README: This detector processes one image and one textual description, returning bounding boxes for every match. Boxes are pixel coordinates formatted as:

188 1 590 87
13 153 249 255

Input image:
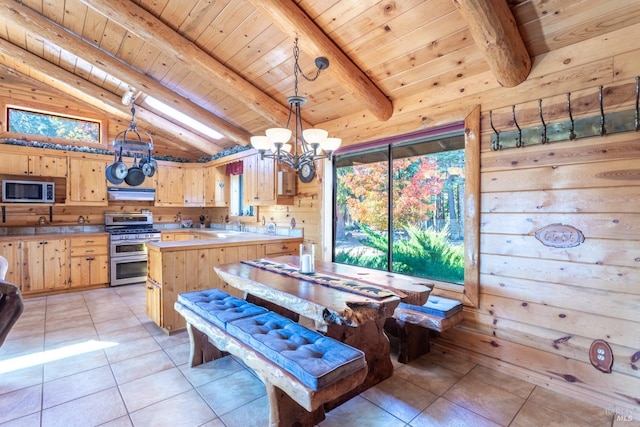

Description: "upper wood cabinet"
155 163 184 206
243 153 294 206
66 157 108 205
0 152 67 177
204 164 229 207
183 165 205 207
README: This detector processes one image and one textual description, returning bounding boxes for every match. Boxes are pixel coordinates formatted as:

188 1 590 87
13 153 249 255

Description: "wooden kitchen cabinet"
155 163 184 206
146 278 162 325
242 153 294 206
66 157 108 205
0 240 21 286
183 166 205 207
21 237 69 294
204 164 229 207
69 235 109 288
0 152 67 177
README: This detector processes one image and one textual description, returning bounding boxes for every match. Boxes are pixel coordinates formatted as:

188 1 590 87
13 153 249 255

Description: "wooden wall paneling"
479 272 640 324
480 251 638 295
460 312 640 378
481 233 640 269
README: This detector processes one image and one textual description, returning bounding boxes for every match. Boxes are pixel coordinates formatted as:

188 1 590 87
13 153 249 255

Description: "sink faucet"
229 220 244 232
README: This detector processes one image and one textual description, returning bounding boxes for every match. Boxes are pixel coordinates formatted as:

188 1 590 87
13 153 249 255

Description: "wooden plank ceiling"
0 0 637 160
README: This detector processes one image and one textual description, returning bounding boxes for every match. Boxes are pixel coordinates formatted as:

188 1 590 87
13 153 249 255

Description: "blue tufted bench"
389 295 464 363
175 289 367 426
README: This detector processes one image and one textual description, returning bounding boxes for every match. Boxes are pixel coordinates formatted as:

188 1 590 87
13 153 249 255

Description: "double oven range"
105 212 161 287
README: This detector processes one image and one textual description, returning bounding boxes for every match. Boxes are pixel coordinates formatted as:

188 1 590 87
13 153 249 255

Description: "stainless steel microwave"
2 180 55 203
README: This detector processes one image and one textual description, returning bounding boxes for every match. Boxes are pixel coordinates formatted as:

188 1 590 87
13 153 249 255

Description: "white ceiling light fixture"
250 38 341 182
144 95 224 140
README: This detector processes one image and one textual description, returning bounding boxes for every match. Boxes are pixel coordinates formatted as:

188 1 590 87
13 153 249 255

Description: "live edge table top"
213 255 432 328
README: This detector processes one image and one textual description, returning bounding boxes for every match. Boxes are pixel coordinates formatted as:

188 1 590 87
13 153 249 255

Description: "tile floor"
0 284 631 427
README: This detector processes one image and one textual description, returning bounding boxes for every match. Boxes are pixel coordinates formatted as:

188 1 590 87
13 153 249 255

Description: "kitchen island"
145 229 303 333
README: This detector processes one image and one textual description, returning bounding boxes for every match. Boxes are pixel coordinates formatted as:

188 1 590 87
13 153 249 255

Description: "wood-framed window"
3 102 107 146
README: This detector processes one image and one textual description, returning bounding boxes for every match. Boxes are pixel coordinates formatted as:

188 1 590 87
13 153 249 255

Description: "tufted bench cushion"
177 289 268 329
398 295 462 318
226 312 366 390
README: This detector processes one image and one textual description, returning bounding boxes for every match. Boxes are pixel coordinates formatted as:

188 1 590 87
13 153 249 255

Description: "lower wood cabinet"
21 238 69 294
69 235 109 288
146 237 302 333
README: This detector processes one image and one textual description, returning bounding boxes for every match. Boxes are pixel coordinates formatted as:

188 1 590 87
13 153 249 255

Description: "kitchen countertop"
147 230 302 252
0 231 108 241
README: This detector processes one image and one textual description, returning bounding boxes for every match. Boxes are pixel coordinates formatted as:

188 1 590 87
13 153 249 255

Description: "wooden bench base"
176 302 368 427
386 307 464 363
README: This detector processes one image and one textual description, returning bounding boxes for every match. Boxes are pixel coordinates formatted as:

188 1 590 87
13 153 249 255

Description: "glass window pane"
391 139 465 284
7 107 100 143
334 148 389 271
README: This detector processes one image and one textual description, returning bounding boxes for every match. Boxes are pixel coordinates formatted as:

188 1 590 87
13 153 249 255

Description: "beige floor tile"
360 374 439 422
44 324 98 347
0 384 42 424
99 324 152 344
442 375 525 426
90 307 139 324
464 365 535 399
45 304 89 322
100 415 134 427
199 419 227 427
45 313 93 333
178 356 245 388
219 395 270 427
43 346 109 382
94 315 142 335
197 369 266 416
528 386 613 426
110 350 175 384
511 400 596 427
140 319 165 336
119 367 192 412
394 357 464 396
164 341 191 365
0 411 41 427
104 336 163 364
153 330 190 349
130 389 216 427
41 387 127 427
43 365 116 408
410 397 501 427
320 395 406 427
421 348 477 375
0 334 44 358
0 365 43 395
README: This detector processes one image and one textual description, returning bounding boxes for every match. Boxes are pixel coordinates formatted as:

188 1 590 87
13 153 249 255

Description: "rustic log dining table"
214 255 432 407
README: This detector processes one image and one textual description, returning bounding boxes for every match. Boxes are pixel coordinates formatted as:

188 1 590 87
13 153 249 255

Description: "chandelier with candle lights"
250 38 341 182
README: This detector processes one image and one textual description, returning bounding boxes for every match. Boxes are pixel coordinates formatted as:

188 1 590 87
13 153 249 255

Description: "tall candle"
300 253 313 273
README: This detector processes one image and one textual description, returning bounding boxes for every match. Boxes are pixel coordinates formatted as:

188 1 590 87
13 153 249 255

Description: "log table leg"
323 317 393 410
187 323 228 367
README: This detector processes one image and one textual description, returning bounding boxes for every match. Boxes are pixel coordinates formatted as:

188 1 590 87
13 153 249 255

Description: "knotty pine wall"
314 24 640 416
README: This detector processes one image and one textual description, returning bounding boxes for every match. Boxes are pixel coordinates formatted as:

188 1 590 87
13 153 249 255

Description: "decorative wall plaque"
589 339 614 373
535 223 585 248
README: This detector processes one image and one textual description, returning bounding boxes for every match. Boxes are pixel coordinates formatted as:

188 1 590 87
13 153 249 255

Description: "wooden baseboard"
431 339 639 420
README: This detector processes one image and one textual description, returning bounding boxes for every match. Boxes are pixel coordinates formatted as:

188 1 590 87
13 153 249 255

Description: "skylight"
144 96 224 140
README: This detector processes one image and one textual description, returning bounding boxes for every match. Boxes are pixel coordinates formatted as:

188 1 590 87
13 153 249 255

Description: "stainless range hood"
107 187 156 201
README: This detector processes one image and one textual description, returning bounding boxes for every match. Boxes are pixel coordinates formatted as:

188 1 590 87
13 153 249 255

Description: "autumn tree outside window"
333 129 466 285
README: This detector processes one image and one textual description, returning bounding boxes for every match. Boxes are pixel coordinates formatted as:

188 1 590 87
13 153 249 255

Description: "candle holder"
299 243 315 274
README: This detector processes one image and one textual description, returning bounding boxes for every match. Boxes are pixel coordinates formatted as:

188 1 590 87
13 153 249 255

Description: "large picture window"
6 106 101 144
334 130 465 284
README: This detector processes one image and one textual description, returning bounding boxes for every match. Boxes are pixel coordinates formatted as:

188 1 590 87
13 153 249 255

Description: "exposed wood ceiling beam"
246 0 393 122
0 36 224 155
453 0 531 87
78 0 305 129
0 0 252 147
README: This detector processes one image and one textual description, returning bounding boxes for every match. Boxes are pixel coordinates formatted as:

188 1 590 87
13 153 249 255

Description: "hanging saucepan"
140 149 157 177
125 154 145 186
105 163 123 185
110 147 128 181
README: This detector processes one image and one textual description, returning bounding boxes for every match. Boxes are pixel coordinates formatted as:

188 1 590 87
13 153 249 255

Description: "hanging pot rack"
113 104 154 152
489 77 640 151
